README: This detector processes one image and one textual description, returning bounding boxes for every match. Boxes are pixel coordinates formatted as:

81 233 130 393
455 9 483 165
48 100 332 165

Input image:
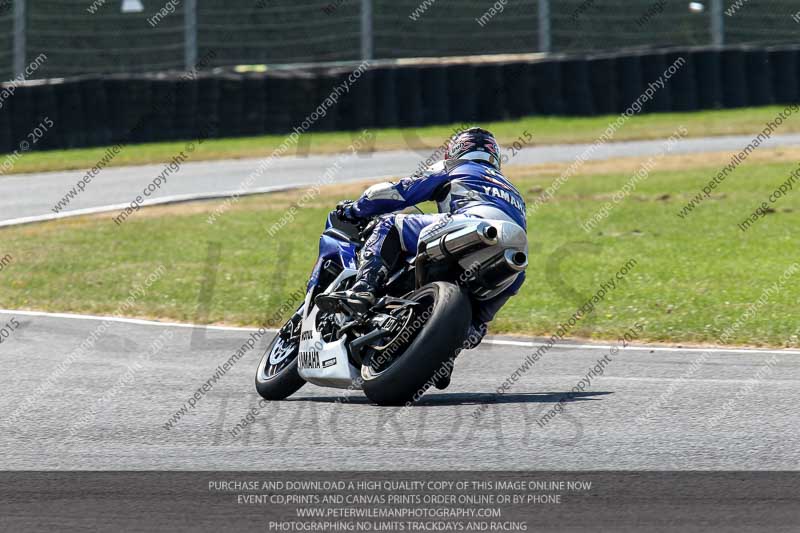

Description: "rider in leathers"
316 128 527 387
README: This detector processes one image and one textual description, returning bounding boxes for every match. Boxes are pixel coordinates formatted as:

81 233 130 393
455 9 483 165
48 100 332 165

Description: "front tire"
361 282 471 406
255 310 306 401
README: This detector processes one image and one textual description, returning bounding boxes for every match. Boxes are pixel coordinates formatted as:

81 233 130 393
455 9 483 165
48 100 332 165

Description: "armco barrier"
665 51 697 112
588 56 618 116
530 59 564 115
745 48 774 108
475 64 507 122
561 58 595 116
721 48 749 108
768 47 798 105
396 67 424 128
30 82 60 151
352 69 376 130
0 106 11 154
0 46 798 155
615 53 644 113
262 74 293 134
241 76 267 137
446 64 478 123
692 49 723 110
174 78 199 140
420 66 449 125
373 67 399 128
149 79 176 143
80 78 112 147
640 52 671 113
501 62 534 119
218 75 245 138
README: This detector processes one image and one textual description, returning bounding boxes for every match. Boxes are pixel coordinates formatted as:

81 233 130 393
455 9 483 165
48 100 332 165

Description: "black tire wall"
1 46 797 155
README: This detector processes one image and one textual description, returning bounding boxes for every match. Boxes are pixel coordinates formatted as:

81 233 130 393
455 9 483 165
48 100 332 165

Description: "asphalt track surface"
3 132 800 225
1 310 797 470
2 135 799 473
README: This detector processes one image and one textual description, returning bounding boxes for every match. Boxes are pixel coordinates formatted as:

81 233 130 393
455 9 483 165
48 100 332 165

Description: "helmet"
445 127 501 170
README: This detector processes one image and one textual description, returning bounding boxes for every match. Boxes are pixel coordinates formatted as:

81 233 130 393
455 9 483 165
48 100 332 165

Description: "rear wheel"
361 282 471 406
255 308 306 401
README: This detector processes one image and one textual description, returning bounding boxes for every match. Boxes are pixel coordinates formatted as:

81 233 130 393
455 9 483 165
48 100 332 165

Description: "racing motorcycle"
255 206 527 406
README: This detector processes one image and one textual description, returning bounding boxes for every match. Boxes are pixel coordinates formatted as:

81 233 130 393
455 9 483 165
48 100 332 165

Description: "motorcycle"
255 206 528 406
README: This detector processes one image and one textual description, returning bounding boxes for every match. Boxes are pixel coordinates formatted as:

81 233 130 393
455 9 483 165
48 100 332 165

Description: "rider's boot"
432 323 486 390
433 359 454 390
315 250 389 313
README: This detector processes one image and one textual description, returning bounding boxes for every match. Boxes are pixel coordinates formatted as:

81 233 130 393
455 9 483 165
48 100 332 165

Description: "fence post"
184 0 198 70
13 0 26 78
538 0 551 53
710 0 724 46
361 0 373 61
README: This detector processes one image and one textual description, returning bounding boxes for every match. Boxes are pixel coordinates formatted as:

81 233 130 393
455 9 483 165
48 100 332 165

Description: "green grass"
3 106 798 175
1 150 799 346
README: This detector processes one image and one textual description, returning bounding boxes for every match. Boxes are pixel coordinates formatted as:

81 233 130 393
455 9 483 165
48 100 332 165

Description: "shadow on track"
287 391 613 406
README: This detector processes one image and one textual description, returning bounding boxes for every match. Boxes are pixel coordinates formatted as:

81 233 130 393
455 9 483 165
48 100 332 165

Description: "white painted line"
0 185 304 229
483 338 800 355
0 308 269 333
0 175 397 229
598 376 797 385
2 308 799 355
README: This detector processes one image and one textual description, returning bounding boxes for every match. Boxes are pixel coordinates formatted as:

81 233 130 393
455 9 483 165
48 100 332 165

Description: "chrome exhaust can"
423 222 499 262
475 249 528 288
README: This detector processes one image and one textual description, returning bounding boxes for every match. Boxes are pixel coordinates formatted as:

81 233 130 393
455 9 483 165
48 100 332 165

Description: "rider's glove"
464 322 488 350
336 200 362 223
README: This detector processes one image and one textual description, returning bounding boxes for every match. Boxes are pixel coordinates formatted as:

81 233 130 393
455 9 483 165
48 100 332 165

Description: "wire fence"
2 0 799 81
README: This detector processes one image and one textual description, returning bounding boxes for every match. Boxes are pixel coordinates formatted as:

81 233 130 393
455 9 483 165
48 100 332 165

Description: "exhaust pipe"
507 250 528 272
475 250 528 287
424 222 499 262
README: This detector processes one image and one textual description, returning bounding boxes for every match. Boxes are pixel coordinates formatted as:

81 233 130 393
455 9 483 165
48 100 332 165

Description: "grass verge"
1 148 798 346
3 106 799 175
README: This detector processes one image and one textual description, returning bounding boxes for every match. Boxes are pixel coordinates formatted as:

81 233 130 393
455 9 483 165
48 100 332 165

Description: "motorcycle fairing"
297 303 361 389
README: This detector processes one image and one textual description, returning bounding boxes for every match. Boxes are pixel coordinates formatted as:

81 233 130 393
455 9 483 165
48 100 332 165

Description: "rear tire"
361 282 471 406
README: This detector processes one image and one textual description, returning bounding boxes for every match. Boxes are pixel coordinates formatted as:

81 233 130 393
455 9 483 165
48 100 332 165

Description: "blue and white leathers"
351 159 527 325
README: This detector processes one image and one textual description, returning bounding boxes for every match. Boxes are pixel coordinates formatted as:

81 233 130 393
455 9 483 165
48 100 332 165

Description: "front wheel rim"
258 318 300 382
